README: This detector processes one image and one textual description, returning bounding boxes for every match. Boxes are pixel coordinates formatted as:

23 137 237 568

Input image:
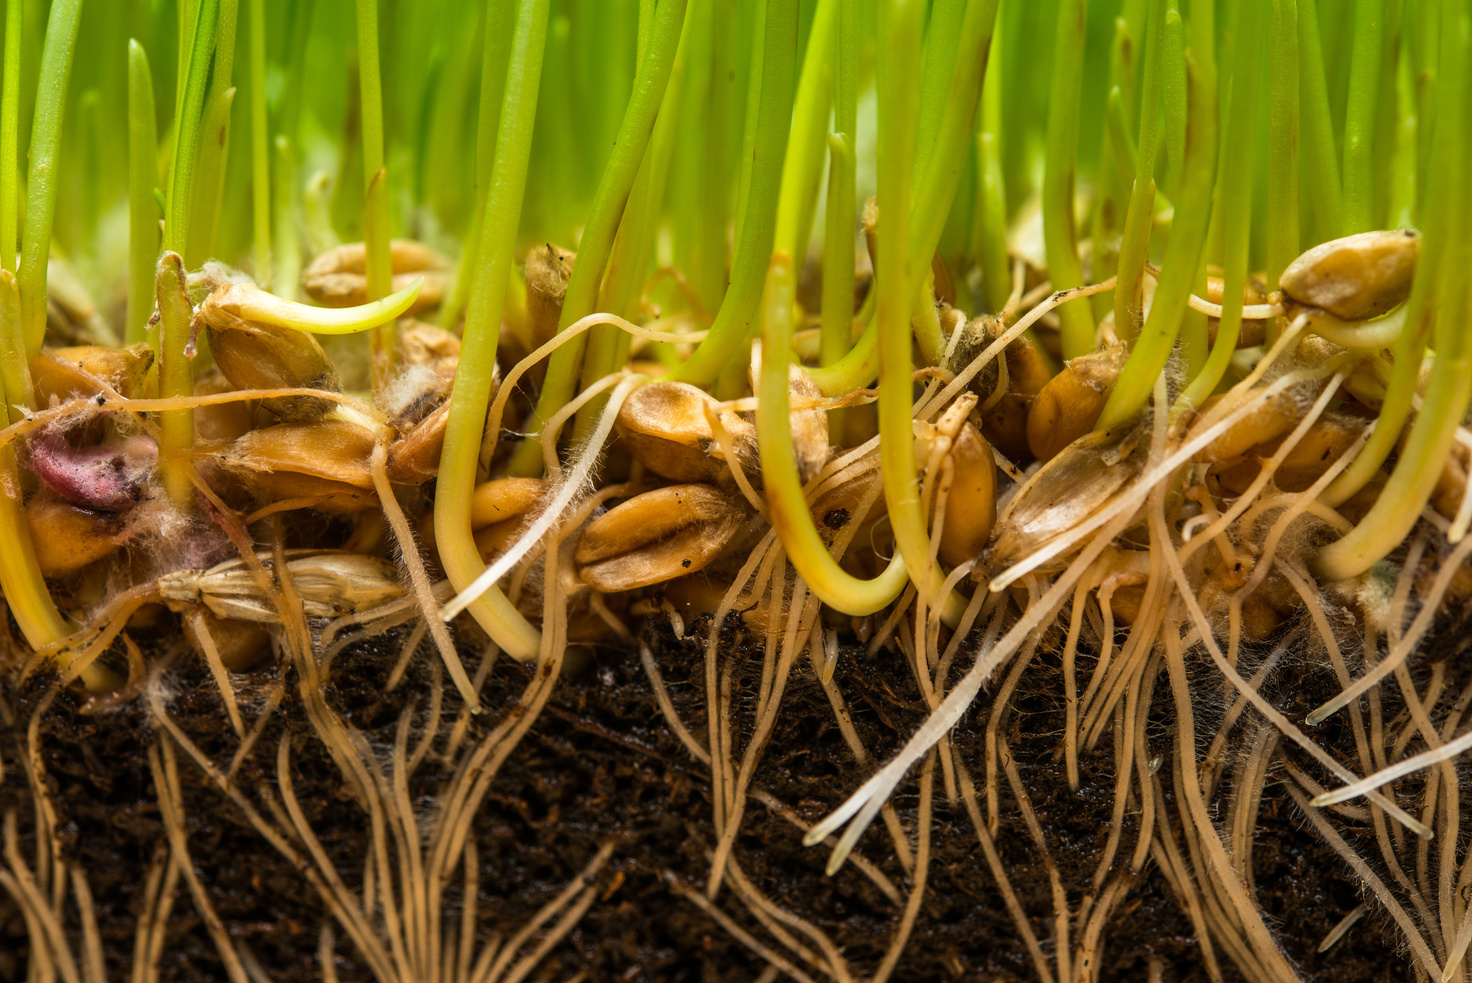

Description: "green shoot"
355 0 395 390
435 0 549 663
1341 0 1385 234
18 0 84 358
249 0 271 290
0 0 21 273
126 40 160 346
507 0 689 477
1043 0 1096 359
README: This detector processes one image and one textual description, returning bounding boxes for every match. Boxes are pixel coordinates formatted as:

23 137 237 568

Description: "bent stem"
759 254 908 615
434 0 548 663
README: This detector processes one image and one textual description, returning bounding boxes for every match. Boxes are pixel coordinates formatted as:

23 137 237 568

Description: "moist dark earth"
0 600 1445 983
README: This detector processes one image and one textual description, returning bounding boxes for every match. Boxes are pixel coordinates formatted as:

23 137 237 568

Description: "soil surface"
0 600 1444 983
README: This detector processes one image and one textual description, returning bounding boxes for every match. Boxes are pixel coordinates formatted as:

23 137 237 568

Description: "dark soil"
0 600 1440 983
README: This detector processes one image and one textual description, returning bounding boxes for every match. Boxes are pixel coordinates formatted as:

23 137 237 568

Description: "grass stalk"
434 0 549 663
1318 0 1467 529
159 0 220 508
1298 0 1344 241
126 41 160 347
820 0 858 367
1161 1 1186 199
669 0 797 389
876 0 938 594
1341 0 1385 233
1114 0 1166 339
972 18 1011 317
1099 0 1217 429
575 4 692 436
1043 0 1096 359
772 0 836 276
506 0 689 477
1180 0 1265 408
355 0 395 389
272 135 301 298
759 255 909 614
909 0 1001 364
17 0 84 358
249 0 270 290
1265 0 1301 291
0 0 21 272
438 0 513 331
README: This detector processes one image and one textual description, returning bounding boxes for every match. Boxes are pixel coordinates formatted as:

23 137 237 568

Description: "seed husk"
575 484 745 593
399 319 461 381
524 243 576 348
1189 389 1302 463
217 419 379 511
302 239 450 313
950 318 1054 460
26 497 126 577
158 550 404 622
788 365 831 483
932 422 998 568
385 400 450 485
31 344 155 404
203 309 342 422
1026 342 1128 462
1280 228 1420 321
985 426 1146 575
615 381 758 484
470 477 545 529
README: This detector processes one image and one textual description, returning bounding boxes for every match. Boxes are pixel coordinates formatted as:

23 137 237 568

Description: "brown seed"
809 464 885 534
26 497 125 577
524 243 576 348
1026 342 1128 462
217 419 379 511
302 239 451 313
1189 389 1301 464
1280 228 1420 321
576 484 745 592
933 423 998 568
30 344 155 404
470 477 545 530
203 310 342 422
385 399 449 485
950 318 1054 460
615 381 758 484
399 319 461 381
1432 441 1469 521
